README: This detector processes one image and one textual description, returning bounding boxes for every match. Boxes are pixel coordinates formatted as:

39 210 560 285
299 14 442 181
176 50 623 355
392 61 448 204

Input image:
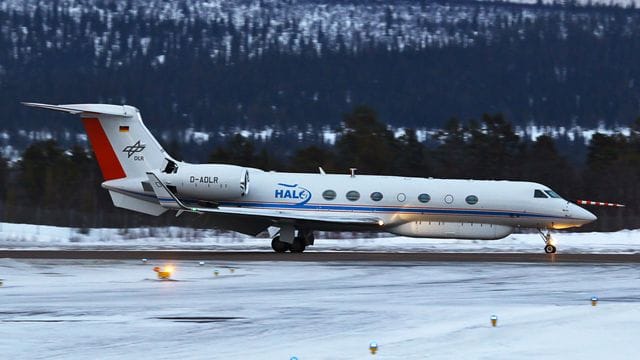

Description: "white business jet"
23 102 599 253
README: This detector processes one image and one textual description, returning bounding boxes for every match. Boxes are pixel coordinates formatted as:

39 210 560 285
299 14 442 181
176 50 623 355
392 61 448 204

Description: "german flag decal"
119 125 130 132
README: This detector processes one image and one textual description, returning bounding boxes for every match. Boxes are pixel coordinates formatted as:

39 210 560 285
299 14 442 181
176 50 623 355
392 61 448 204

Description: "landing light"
377 220 384 226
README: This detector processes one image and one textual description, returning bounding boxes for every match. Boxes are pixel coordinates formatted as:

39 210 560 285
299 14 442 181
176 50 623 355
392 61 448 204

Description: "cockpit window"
534 190 548 198
544 190 562 198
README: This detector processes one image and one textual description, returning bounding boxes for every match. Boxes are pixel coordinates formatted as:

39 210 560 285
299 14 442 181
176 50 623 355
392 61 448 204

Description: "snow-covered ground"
0 258 638 359
0 222 637 253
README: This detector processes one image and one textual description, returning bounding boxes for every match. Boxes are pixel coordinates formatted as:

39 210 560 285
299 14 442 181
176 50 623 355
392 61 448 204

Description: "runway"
0 250 638 263
1 257 638 358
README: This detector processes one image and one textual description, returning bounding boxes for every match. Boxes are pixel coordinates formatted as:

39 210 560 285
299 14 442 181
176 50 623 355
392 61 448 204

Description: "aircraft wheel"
544 244 557 254
271 236 290 253
290 237 306 253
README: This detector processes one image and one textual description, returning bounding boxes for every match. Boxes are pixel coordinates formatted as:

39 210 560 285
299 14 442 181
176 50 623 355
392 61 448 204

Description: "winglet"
145 171 200 213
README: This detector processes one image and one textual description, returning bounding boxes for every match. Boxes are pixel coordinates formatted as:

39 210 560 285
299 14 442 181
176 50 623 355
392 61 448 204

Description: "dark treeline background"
0 106 633 231
3 0 640 137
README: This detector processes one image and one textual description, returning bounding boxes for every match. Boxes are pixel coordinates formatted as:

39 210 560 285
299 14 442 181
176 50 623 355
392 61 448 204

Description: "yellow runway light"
153 265 174 280
491 315 498 327
369 341 378 355
591 296 599 306
213 270 219 276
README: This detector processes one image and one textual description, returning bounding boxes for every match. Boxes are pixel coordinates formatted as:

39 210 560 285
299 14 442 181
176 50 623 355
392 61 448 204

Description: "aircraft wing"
145 172 383 227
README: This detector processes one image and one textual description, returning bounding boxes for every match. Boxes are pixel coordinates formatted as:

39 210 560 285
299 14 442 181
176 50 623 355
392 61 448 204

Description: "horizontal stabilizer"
22 102 135 117
108 190 167 216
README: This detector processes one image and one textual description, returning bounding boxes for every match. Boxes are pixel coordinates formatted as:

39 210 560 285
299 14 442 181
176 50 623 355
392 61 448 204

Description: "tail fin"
22 102 172 180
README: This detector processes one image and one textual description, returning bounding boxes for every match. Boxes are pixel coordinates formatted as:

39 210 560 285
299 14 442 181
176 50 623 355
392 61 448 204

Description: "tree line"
0 106 633 231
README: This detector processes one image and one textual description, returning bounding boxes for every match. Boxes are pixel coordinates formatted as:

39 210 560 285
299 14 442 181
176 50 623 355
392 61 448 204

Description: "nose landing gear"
544 244 557 254
538 229 557 254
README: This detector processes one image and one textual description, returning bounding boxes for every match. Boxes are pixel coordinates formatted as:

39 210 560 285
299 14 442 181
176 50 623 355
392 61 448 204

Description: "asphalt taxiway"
0 250 637 263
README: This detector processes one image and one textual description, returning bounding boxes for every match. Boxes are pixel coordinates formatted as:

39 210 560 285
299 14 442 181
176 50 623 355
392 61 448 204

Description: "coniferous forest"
2 0 640 134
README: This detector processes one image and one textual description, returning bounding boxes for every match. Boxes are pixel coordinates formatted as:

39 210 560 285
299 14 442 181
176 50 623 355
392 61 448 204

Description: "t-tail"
22 102 175 216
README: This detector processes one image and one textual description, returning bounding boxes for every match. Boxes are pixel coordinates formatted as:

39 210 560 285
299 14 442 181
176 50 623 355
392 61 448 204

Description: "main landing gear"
270 226 314 253
538 229 557 254
271 236 308 253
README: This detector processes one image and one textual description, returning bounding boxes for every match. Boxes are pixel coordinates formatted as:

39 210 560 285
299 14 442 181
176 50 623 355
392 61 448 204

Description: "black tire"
544 244 557 254
271 236 289 253
290 237 306 253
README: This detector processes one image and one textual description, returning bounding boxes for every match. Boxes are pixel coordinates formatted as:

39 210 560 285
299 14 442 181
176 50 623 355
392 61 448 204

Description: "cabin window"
418 193 431 203
346 190 360 201
545 190 561 198
534 189 548 198
370 192 383 201
322 190 337 201
465 195 478 205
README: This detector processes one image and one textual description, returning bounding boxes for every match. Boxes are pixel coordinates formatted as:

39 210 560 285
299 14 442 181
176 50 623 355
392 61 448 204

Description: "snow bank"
0 222 637 253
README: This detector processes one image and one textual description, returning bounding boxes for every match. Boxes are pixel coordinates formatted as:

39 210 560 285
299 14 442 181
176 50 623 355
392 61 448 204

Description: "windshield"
534 189 548 198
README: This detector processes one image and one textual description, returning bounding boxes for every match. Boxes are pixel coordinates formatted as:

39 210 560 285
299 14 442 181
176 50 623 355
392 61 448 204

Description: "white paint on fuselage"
216 170 596 237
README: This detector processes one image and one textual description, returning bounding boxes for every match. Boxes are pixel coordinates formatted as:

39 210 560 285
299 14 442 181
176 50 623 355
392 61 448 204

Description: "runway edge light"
153 266 173 280
591 296 599 306
369 341 378 355
491 315 498 327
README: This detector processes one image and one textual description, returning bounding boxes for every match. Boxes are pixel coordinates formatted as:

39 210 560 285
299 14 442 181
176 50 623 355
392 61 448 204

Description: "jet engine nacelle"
162 163 250 202
389 221 513 240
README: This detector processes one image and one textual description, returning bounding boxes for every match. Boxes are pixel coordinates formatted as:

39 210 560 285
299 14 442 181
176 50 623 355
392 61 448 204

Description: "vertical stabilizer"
22 102 173 180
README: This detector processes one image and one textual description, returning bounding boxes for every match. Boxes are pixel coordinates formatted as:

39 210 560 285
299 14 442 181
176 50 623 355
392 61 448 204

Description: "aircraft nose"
572 204 597 223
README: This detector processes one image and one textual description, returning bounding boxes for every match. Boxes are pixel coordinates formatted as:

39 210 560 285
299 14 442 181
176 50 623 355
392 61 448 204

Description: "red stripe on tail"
82 118 126 180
